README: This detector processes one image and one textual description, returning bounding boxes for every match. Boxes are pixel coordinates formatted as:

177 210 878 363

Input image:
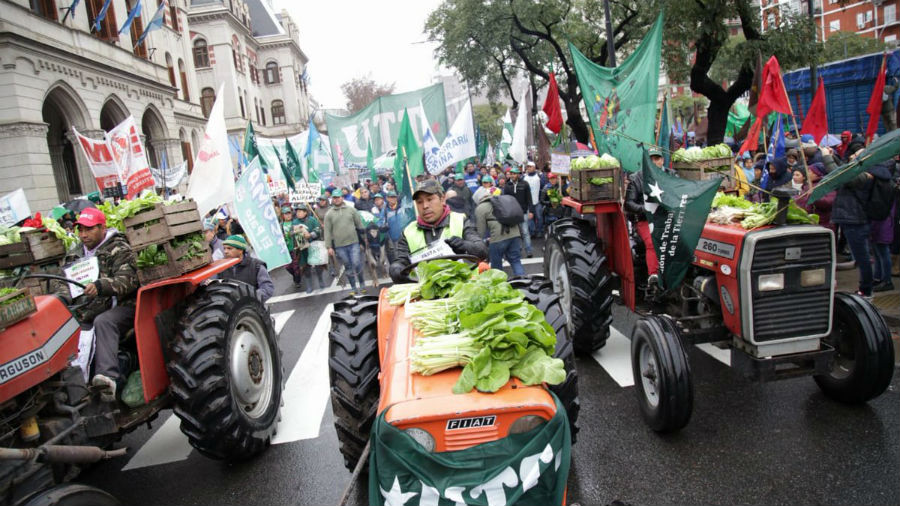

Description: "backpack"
491 194 525 227
865 176 894 221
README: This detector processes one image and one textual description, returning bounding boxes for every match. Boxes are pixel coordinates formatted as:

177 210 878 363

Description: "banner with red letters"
72 115 155 199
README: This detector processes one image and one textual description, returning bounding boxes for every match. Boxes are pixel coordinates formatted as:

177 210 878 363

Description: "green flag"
284 140 304 184
242 121 267 173
808 128 900 204
392 109 424 201
476 125 487 161
570 13 664 172
367 139 377 182
273 144 296 190
642 148 720 290
368 393 571 506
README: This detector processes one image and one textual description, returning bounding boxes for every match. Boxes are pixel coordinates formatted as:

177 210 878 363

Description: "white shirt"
523 173 541 205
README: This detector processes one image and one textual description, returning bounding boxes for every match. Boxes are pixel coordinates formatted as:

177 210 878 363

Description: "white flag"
419 101 443 174
426 99 477 174
187 84 235 214
509 88 529 164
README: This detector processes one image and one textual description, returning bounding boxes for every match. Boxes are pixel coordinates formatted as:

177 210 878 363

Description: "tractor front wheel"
814 292 894 403
630 315 693 433
510 275 580 442
168 280 283 461
544 218 614 355
328 294 380 471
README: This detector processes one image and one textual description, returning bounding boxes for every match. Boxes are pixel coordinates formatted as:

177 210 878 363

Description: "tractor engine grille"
748 231 833 343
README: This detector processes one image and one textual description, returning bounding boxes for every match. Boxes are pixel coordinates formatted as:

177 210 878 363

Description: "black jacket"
503 178 534 214
389 212 487 283
826 155 893 225
624 171 646 219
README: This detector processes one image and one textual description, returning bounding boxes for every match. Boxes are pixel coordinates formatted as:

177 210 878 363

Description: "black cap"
412 179 443 199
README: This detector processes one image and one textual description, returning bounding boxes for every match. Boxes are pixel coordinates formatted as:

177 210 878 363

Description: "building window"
239 93 246 119
166 53 176 90
265 61 280 84
260 109 266 126
885 5 896 25
179 59 189 101
86 0 119 42
251 66 259 85
169 1 180 31
271 100 285 125
128 0 147 58
193 39 210 68
255 101 260 124
201 87 216 118
829 19 839 32
30 0 58 21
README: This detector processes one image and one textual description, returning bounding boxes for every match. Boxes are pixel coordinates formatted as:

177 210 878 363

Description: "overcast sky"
273 0 445 111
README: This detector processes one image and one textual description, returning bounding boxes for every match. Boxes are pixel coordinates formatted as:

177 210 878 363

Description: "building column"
0 121 59 213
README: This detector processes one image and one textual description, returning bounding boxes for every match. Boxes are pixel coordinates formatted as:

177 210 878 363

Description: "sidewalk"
835 267 900 363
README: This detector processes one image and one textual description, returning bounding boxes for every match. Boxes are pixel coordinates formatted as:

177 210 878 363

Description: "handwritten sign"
550 153 570 175
63 257 100 299
410 240 455 264
289 182 323 203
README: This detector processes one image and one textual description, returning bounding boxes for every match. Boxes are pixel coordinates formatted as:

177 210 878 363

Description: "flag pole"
402 146 418 218
780 84 813 186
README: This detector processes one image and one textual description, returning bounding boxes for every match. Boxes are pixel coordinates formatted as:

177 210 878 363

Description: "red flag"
542 73 564 134
801 78 828 144
738 115 765 154
757 56 793 118
865 54 887 144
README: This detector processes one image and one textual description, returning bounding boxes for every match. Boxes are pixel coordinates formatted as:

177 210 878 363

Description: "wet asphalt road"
80 243 900 506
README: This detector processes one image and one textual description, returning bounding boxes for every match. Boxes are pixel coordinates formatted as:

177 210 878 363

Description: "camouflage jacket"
53 230 139 324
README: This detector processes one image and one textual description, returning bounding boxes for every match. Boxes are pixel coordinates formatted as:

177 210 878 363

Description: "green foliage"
818 31 888 65
136 243 168 269
472 103 505 146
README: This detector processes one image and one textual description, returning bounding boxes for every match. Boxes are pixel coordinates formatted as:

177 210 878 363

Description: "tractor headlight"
800 268 826 287
509 415 547 434
758 273 784 292
404 428 435 452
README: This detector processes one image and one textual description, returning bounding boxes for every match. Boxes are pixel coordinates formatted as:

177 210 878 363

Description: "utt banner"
107 115 154 198
71 129 121 192
233 157 291 269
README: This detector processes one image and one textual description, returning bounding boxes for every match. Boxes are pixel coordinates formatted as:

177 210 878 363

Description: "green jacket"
323 203 363 248
282 218 300 252
295 215 322 242
53 230 138 324
475 197 520 243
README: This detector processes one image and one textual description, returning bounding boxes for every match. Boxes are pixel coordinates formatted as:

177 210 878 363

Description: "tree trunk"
564 100 590 143
705 99 730 145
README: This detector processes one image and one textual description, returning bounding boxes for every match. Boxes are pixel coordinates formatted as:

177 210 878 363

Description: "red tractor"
0 260 283 505
544 188 894 433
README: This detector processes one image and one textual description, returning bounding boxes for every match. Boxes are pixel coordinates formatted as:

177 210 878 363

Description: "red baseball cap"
76 207 106 228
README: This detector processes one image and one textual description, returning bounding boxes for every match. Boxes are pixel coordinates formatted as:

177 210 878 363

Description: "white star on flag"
648 181 664 200
380 476 419 506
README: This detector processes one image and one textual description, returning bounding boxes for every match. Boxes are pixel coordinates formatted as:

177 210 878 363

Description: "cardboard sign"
551 153 570 175
0 189 31 226
289 182 323 203
63 257 100 299
409 240 455 264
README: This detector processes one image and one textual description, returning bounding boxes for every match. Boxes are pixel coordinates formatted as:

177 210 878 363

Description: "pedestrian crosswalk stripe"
592 328 635 387
273 310 294 334
121 415 191 471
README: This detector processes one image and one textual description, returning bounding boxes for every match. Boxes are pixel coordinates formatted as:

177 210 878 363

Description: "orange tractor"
328 259 578 504
0 260 283 505
544 187 894 433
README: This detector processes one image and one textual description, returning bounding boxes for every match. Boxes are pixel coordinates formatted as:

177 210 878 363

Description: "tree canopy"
340 75 396 114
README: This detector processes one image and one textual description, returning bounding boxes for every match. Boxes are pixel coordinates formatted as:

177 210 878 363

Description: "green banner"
570 13 664 172
392 110 425 202
642 149 720 290
325 83 448 168
233 157 292 269
369 393 571 506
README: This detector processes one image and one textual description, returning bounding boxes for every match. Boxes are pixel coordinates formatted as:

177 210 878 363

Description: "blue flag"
62 0 82 23
93 0 113 32
304 117 319 159
766 114 785 162
134 0 166 49
118 0 142 34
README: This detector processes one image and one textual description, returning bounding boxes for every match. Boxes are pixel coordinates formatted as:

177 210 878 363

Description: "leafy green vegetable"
0 287 27 305
0 226 22 245
171 233 206 261
589 177 614 186
712 192 753 209
97 191 164 233
672 143 732 163
414 259 475 300
136 244 169 269
41 218 79 250
570 153 620 170
546 188 562 204
387 283 420 305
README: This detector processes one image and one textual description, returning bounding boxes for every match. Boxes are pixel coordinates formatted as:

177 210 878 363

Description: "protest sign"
72 128 120 192
107 116 154 198
288 182 322 203
551 153 570 175
0 189 32 226
233 157 291 269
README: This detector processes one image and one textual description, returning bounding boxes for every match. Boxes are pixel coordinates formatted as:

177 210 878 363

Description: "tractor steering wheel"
397 254 484 283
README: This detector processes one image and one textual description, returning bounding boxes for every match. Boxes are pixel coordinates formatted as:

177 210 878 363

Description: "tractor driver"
389 179 487 283
625 148 673 287
54 207 139 403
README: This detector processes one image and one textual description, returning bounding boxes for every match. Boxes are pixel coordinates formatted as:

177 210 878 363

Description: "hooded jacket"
826 156 893 225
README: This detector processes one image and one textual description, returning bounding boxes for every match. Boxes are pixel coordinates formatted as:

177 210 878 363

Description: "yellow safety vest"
403 212 465 254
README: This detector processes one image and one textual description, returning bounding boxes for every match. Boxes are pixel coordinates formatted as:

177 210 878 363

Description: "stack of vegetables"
708 192 819 229
96 191 167 233
0 217 79 251
0 287 27 305
387 260 566 394
671 143 733 164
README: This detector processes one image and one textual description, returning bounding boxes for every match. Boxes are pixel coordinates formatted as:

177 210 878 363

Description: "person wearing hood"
765 157 793 193
53 207 139 403
835 131 853 161
474 186 525 277
823 145 892 299
389 180 486 283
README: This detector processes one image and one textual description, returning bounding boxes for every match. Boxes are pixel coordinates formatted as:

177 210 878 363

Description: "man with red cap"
54 207 138 403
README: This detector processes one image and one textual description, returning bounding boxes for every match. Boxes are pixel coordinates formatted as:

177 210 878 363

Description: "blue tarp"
783 50 900 136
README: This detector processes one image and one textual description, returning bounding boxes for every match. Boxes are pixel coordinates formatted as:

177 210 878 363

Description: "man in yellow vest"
389 179 487 283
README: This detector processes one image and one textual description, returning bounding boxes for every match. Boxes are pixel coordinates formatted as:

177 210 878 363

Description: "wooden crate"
0 288 37 329
0 242 33 269
673 157 735 188
21 230 65 262
136 239 212 285
568 167 623 202
125 200 203 248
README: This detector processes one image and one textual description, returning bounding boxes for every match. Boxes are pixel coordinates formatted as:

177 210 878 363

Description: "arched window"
238 87 246 118
165 52 176 89
265 61 280 84
271 100 285 125
31 0 58 21
178 59 189 101
193 39 210 68
232 36 243 73
200 87 216 118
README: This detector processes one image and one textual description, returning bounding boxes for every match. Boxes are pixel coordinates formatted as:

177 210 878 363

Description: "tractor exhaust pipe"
0 445 127 464
771 187 799 226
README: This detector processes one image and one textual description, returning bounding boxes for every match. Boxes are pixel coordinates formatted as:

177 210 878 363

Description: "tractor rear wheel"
328 294 380 471
544 218 614 355
168 280 283 461
630 315 693 433
509 275 580 442
814 292 895 403
23 484 120 506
